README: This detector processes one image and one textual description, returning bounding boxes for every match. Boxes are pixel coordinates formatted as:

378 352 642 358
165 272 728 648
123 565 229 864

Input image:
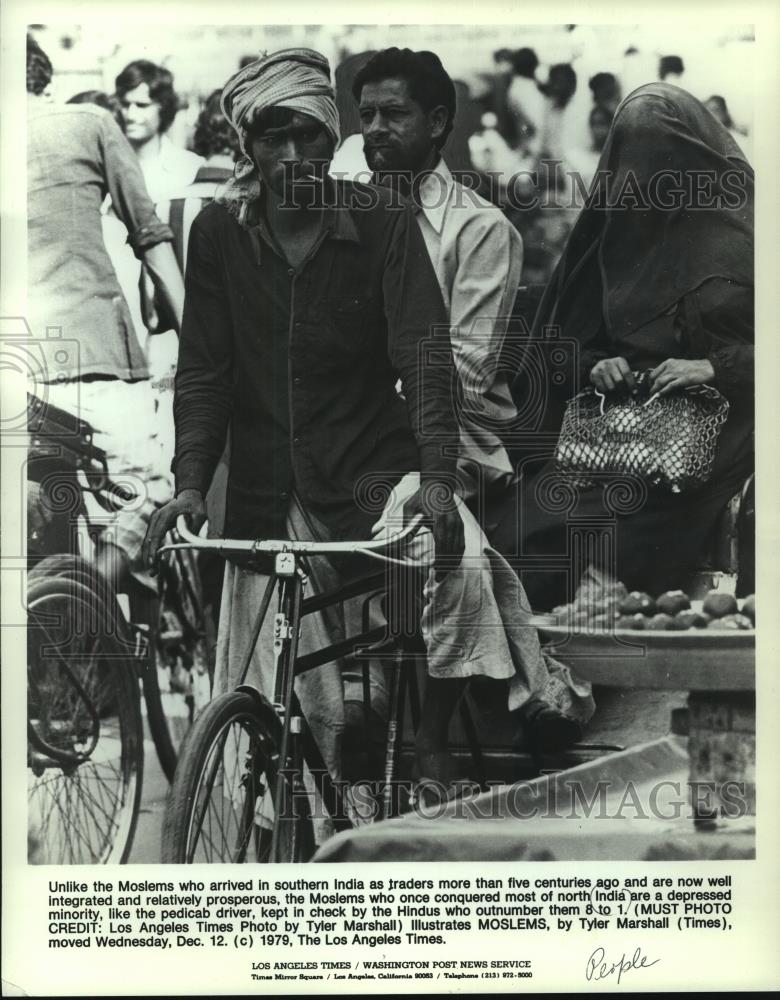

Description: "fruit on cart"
675 610 710 629
619 591 656 616
702 590 739 618
614 613 648 630
645 612 676 630
550 576 627 626
708 613 753 630
551 604 572 625
572 578 627 608
655 590 691 615
548 582 754 633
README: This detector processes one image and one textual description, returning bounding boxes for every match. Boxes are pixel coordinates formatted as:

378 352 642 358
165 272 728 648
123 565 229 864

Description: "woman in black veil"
493 83 754 609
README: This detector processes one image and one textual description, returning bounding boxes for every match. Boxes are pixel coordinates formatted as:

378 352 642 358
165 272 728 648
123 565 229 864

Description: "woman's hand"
649 358 715 396
589 357 636 394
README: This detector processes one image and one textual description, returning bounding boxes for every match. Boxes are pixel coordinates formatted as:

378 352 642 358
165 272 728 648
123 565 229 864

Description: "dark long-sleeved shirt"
173 179 459 543
27 101 173 380
573 277 754 402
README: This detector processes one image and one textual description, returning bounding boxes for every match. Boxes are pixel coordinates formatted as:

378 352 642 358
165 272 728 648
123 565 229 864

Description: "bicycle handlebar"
167 513 425 558
162 516 559 623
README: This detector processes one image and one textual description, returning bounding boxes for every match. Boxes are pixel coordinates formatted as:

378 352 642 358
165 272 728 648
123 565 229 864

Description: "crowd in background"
29 24 754 290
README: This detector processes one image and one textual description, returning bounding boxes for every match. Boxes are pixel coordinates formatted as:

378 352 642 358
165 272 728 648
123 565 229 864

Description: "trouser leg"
372 473 595 770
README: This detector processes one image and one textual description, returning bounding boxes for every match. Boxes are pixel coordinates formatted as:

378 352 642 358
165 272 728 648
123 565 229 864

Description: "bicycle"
141 529 215 781
26 394 213 863
27 566 145 864
161 514 431 864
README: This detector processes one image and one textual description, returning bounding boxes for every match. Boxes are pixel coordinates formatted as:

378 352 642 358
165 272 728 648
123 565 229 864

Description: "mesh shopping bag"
553 373 730 493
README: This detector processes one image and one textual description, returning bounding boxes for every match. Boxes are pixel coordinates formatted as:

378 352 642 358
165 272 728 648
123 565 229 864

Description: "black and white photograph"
2 1 778 995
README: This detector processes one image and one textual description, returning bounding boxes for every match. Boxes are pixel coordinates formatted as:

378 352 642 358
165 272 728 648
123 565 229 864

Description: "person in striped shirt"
155 91 243 612
156 90 242 275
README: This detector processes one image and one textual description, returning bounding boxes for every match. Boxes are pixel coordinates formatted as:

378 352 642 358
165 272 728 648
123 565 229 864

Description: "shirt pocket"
317 293 376 357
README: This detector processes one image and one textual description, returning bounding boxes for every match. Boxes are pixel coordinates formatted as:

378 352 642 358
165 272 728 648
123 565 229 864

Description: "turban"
220 47 340 182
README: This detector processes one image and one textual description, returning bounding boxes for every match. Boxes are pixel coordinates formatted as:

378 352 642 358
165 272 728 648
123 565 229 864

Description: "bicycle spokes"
186 716 273 863
28 618 104 767
27 587 142 865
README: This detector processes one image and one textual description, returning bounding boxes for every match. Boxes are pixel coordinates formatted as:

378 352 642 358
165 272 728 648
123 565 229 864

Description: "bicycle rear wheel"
27 577 143 864
161 691 312 863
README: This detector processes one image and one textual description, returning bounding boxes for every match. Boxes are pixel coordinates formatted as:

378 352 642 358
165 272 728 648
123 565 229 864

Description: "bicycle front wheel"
161 691 311 864
27 577 143 864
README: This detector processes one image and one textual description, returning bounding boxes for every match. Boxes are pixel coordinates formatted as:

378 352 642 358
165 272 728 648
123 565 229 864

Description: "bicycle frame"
163 515 426 860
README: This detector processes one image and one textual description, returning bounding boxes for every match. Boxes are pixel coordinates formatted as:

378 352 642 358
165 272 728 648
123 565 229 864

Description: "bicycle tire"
28 554 134 641
27 576 143 864
29 550 213 785
161 691 312 864
144 545 214 783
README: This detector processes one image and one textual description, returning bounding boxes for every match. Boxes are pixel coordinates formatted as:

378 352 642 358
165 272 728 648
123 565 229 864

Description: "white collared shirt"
415 158 523 490
140 134 204 204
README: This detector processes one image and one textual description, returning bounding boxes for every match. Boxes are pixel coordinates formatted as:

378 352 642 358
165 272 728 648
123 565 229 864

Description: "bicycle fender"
27 565 135 647
235 685 282 738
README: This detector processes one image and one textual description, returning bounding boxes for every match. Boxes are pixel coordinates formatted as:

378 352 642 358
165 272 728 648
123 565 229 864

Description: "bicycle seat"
27 392 137 505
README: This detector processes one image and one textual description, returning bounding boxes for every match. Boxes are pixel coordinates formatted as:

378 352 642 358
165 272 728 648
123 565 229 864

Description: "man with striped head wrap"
218 48 341 220
147 45 464 805
221 48 340 170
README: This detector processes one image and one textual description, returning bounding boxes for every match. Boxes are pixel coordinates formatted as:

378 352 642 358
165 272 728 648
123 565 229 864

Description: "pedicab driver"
143 49 592 824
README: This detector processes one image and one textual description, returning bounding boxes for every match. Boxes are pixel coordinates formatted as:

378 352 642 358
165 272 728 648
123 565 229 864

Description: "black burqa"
493 84 754 607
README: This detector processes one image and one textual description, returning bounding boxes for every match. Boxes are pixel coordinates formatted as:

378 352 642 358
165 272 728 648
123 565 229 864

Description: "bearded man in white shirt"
354 47 522 518
352 47 592 770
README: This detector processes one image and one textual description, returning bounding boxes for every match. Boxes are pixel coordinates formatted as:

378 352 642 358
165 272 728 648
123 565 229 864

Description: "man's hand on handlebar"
402 480 465 580
142 488 206 571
